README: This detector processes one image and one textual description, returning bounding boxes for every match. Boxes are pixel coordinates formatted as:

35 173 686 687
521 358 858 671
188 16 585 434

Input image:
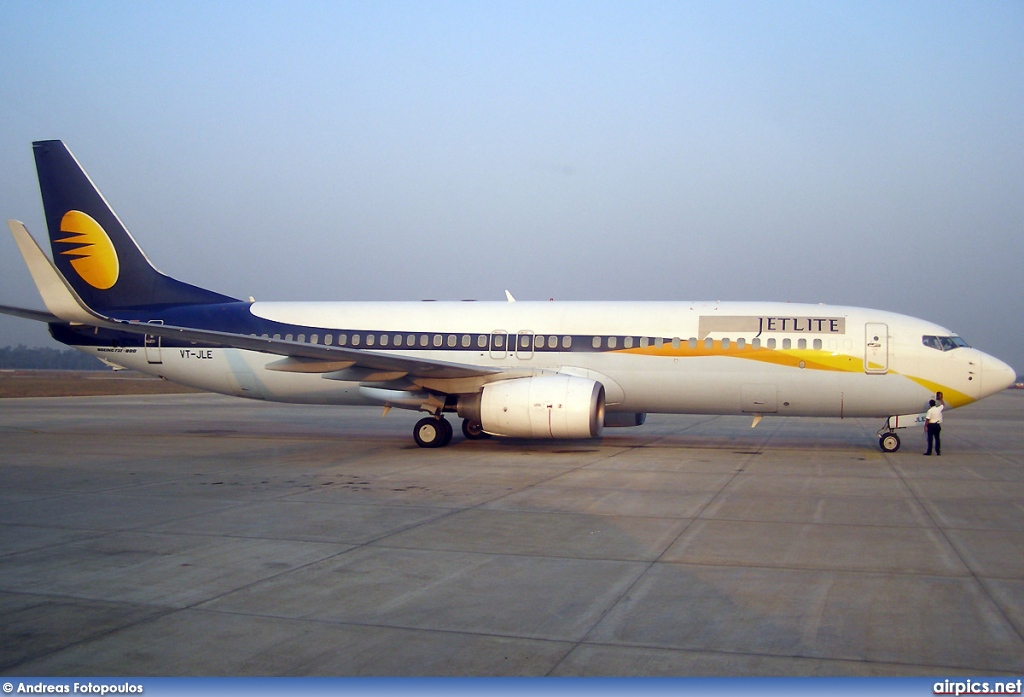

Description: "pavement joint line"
1 596 179 673
882 442 1024 647
3 393 1023 675
342 445 625 549
545 416 787 676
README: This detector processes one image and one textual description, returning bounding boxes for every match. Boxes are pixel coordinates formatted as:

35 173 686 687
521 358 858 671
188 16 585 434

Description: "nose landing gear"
878 432 901 452
876 412 926 452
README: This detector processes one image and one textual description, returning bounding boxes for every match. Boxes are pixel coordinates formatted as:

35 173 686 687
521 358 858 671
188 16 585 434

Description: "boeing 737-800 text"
1 141 1016 449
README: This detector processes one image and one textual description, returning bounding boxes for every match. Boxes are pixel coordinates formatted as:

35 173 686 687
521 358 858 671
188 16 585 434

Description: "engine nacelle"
458 375 605 439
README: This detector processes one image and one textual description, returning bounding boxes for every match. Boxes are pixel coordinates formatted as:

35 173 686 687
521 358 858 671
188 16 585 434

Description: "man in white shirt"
924 399 943 456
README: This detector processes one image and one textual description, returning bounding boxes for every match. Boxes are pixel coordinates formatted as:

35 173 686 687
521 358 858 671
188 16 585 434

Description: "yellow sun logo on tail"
56 210 120 290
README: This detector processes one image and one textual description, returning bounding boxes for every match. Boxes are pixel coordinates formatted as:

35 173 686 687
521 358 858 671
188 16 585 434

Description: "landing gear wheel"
461 419 490 440
879 433 901 453
414 417 452 448
438 417 454 447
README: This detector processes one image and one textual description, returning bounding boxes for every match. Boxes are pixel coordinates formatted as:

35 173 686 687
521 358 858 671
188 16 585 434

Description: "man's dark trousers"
926 423 941 455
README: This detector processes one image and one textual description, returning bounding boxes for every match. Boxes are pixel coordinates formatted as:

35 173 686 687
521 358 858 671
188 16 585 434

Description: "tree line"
0 345 105 370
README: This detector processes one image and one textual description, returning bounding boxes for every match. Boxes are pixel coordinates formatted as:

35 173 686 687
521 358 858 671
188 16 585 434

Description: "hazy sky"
1 1 1022 374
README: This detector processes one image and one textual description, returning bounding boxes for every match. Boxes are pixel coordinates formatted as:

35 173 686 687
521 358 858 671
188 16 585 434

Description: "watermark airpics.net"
934 680 1023 695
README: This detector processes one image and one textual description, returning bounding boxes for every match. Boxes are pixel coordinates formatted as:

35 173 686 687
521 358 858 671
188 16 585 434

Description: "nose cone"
981 354 1017 398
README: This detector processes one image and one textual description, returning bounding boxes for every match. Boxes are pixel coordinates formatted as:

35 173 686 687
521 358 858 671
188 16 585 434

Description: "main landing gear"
413 416 453 448
412 416 491 448
461 418 490 441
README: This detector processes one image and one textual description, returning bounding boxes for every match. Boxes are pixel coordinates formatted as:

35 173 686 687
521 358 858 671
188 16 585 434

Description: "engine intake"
458 375 605 439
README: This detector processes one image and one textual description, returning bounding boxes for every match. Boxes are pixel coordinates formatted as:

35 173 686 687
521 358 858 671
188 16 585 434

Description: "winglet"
7 220 104 324
505 290 516 303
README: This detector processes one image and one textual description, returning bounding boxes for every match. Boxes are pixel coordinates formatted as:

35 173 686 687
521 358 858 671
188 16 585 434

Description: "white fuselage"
77 300 1012 419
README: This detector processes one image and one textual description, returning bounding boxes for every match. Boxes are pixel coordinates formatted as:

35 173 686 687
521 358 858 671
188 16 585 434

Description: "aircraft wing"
5 219 502 382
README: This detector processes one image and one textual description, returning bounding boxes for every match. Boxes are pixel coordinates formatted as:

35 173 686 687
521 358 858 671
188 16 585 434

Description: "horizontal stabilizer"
0 303 60 323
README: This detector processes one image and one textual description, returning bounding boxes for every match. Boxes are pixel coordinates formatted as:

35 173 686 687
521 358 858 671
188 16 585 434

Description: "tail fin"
32 140 237 312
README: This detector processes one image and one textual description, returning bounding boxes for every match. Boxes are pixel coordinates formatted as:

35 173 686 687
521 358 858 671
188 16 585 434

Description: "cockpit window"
922 335 969 351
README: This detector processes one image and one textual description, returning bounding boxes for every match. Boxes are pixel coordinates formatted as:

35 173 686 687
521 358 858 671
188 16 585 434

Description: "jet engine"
458 375 605 439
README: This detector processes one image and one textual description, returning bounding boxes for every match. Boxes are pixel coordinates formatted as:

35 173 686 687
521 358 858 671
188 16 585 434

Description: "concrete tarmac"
1 391 1023 676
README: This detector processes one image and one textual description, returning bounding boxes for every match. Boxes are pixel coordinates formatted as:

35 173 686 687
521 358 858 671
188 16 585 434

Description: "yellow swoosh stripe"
619 343 974 407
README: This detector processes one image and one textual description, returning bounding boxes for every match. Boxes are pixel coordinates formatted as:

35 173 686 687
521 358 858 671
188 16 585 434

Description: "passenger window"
462 335 471 347
672 337 681 349
379 335 388 346
782 338 791 350
654 337 664 348
433 335 442 347
593 336 602 348
737 338 746 349
766 338 775 349
548 336 558 349
722 338 730 350
798 338 806 350
562 336 572 349
813 339 822 350
752 338 760 349
688 338 697 349
624 337 633 348
297 334 305 343
420 335 429 347
608 337 617 349
367 335 376 346
478 335 488 348
704 337 713 350
325 334 334 346
351 334 360 346
407 335 415 346
640 337 649 348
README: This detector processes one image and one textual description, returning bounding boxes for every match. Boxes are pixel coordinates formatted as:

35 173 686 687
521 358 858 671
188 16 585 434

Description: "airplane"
1 140 1016 450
